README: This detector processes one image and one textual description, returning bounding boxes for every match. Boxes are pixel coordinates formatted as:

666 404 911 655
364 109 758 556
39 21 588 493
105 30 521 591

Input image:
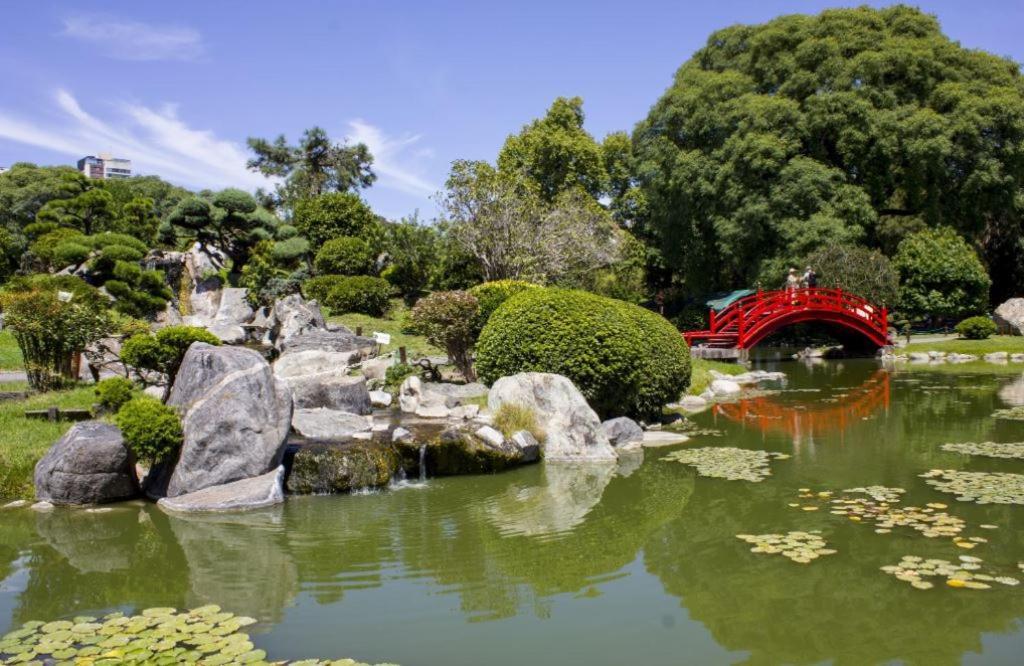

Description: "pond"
3 359 1024 665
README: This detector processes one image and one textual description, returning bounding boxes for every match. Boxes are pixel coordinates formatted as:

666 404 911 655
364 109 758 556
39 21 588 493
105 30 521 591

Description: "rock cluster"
34 422 139 505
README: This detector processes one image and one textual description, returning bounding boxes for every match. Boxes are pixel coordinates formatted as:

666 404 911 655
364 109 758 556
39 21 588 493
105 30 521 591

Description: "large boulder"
280 328 376 355
291 408 373 440
487 373 616 462
206 287 255 344
287 373 371 413
160 343 292 498
601 417 644 451
994 298 1024 336
269 294 326 350
34 422 139 505
393 426 538 476
157 466 285 513
274 349 363 380
287 441 399 494
398 377 488 418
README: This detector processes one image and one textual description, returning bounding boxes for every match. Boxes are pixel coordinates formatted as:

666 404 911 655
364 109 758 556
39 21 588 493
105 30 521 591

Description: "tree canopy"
633 5 1024 301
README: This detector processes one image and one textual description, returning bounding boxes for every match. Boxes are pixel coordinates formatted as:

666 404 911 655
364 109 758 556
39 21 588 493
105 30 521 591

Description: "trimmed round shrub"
51 241 91 267
302 275 346 304
955 316 997 340
121 326 221 390
323 276 392 316
476 288 691 419
95 377 135 412
314 236 375 276
468 280 540 332
84 232 149 255
115 396 183 463
270 236 311 264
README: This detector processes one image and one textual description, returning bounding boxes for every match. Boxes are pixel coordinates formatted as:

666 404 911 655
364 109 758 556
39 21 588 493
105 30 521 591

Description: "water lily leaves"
920 469 1024 505
736 531 836 564
662 447 790 481
881 555 1021 590
993 407 1024 421
942 441 1024 460
0 606 398 665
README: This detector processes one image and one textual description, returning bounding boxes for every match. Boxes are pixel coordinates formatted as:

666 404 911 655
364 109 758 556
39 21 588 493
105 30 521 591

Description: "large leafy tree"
246 127 376 209
292 192 378 247
633 6 1024 300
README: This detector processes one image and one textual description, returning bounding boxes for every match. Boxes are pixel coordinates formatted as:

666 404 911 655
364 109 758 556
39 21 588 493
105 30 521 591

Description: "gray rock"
207 287 255 344
160 343 292 498
908 352 931 362
287 441 398 494
274 349 361 380
710 379 742 396
1012 354 1024 363
642 431 690 447
158 466 285 513
393 427 534 476
510 431 541 463
392 427 414 444
34 422 139 505
985 352 1009 363
2 500 28 509
415 404 450 419
994 298 1024 336
291 408 372 440
287 373 371 413
280 328 376 355
675 395 708 412
475 425 505 448
398 375 424 413
31 501 55 511
271 294 326 350
487 372 616 462
601 417 644 450
369 390 392 408
399 376 487 415
448 404 480 420
361 356 392 381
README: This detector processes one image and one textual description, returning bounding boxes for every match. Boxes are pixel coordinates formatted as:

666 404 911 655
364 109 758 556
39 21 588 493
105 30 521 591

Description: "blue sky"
1 1 1021 220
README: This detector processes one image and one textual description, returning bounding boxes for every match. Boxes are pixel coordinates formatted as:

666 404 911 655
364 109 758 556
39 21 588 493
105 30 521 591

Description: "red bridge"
683 288 889 350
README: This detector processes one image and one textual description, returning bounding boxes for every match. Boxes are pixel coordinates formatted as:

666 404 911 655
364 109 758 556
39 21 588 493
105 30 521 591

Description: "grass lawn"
689 358 746 396
328 299 441 360
0 330 24 371
902 335 1024 355
0 385 98 500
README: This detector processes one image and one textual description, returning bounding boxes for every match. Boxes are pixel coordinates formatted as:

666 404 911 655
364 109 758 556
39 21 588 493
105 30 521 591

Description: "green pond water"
4 359 1024 665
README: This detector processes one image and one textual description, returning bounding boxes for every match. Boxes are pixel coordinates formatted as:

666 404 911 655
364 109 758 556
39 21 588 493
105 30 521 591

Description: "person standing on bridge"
786 267 801 292
803 266 817 288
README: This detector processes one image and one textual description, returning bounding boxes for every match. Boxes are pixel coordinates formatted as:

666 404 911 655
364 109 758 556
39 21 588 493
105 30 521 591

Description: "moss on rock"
287 441 399 494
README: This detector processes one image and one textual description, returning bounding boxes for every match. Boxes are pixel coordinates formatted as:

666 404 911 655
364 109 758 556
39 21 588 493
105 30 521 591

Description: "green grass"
0 330 24 371
688 358 746 396
0 385 98 500
902 335 1024 355
328 299 441 360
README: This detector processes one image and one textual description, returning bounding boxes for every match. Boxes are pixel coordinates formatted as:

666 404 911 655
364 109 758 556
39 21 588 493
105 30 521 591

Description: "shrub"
323 276 391 316
115 396 183 463
293 193 377 246
52 241 91 268
894 227 991 320
385 363 417 389
476 288 690 419
468 280 539 332
0 277 111 391
493 403 545 442
270 236 311 264
314 236 375 276
302 275 347 303
955 316 997 340
95 377 135 412
29 228 85 267
410 291 479 381
121 326 221 397
83 232 149 255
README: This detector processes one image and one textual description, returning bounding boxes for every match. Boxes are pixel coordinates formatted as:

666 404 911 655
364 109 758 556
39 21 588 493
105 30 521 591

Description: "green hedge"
302 275 347 304
115 396 183 463
955 316 997 340
323 275 392 316
314 236 375 276
468 280 539 332
476 288 690 419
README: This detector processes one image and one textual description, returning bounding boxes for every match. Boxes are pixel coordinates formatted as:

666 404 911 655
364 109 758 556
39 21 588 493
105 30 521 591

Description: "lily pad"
662 447 789 482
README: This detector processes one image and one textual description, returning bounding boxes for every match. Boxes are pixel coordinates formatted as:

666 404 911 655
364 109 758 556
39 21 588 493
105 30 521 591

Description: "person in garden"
786 268 801 292
804 266 817 288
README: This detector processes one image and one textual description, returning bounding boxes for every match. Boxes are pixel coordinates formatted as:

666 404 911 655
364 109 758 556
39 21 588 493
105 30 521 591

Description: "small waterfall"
419 444 428 482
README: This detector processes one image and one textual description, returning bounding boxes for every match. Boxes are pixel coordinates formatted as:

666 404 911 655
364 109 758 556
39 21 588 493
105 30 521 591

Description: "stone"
34 422 139 505
928 351 947 360
1012 354 1024 363
361 356 393 381
399 376 487 415
642 431 691 447
395 427 535 476
994 298 1024 335
287 442 399 494
274 349 361 380
158 466 285 513
280 328 376 355
287 373 371 413
601 417 644 451
206 287 255 344
908 352 931 362
675 395 709 412
487 372 616 462
392 427 414 444
985 352 1009 363
159 343 292 498
710 379 742 396
291 408 373 440
448 404 480 420
399 375 424 413
270 293 326 350
510 431 541 463
415 403 451 419
31 501 55 511
475 425 506 448
2 500 28 509
369 390 393 407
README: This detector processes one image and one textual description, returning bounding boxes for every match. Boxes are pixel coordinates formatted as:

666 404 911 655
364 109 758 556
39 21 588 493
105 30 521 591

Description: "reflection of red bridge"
713 370 890 439
683 288 889 349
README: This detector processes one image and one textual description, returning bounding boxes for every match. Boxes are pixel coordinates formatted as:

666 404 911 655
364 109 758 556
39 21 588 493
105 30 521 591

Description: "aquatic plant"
880 555 1019 591
661 447 790 482
0 606 398 665
920 469 1024 505
942 441 1024 460
736 531 836 564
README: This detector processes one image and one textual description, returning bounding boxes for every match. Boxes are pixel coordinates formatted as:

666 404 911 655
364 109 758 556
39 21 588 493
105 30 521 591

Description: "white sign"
373 331 391 346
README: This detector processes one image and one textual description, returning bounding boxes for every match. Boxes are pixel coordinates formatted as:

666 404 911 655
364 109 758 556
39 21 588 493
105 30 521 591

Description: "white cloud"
62 16 204 62
346 119 438 197
0 89 271 191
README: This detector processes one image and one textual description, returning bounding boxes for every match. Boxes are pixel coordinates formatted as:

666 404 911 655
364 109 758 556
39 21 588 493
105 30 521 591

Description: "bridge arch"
683 288 889 350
